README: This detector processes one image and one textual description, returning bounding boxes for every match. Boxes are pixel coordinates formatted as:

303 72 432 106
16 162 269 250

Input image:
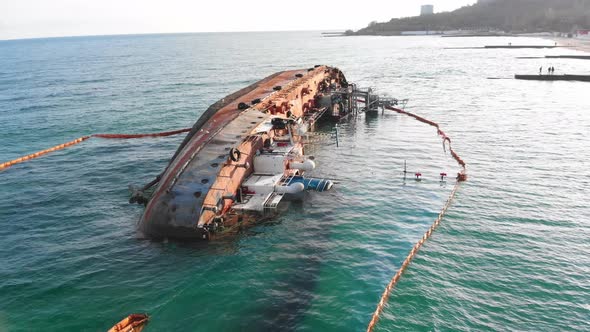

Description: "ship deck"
139 66 332 237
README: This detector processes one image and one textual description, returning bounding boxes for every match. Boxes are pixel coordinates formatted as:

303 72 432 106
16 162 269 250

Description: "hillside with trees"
350 0 590 35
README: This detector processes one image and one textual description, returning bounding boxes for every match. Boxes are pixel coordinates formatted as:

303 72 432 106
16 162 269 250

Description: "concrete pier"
515 74 590 82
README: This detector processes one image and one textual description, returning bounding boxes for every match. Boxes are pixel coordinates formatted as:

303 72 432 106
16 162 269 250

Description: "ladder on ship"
262 175 293 211
263 192 284 211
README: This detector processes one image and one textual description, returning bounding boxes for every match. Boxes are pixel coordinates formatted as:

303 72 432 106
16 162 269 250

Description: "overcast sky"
0 0 476 40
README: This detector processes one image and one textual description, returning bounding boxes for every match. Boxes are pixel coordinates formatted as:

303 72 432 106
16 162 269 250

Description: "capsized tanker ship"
132 65 398 240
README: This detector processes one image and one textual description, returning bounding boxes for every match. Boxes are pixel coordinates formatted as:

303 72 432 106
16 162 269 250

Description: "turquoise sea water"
1 32 589 331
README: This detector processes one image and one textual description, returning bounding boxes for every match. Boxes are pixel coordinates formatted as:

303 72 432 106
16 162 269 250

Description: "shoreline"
546 37 590 54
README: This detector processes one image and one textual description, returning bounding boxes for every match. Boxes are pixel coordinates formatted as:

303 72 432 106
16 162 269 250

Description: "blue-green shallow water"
1 32 589 331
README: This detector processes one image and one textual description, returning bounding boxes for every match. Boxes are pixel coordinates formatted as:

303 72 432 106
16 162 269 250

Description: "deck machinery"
132 66 404 240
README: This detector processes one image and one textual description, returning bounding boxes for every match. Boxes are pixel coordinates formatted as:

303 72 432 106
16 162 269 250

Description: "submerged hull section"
138 66 348 239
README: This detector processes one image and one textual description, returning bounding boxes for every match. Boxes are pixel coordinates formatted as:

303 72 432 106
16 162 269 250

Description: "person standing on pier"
539 66 543 75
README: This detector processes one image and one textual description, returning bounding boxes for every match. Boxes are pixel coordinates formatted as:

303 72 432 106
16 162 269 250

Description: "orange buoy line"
366 107 467 332
0 128 191 171
0 136 91 171
385 106 466 179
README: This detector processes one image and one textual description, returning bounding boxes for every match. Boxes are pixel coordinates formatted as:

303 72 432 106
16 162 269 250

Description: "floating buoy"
457 172 468 182
415 172 422 181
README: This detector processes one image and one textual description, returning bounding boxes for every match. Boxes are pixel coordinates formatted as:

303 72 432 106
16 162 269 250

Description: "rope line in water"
92 128 192 139
366 107 467 332
0 136 91 171
0 128 191 171
385 106 467 177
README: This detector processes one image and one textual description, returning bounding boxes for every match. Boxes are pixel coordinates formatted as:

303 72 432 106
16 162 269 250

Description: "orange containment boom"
0 136 91 171
366 106 467 332
107 313 149 332
0 128 192 171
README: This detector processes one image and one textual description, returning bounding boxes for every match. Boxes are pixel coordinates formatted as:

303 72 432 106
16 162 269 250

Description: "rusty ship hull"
137 66 348 240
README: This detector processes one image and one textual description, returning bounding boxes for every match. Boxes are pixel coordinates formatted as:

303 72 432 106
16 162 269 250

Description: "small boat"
107 313 149 332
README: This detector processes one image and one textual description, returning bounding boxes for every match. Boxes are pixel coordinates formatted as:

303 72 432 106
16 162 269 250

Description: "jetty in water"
545 55 590 60
484 45 560 49
517 55 590 60
446 45 561 50
515 74 590 82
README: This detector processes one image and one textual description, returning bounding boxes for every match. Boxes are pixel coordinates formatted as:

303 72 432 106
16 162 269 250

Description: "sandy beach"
549 37 590 54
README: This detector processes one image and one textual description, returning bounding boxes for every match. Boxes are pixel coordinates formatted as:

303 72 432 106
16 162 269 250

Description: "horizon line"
0 28 351 42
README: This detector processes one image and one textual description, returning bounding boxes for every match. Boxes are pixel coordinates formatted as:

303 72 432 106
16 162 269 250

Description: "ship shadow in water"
237 192 339 331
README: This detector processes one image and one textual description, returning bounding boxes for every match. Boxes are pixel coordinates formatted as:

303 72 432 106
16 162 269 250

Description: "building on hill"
420 5 434 16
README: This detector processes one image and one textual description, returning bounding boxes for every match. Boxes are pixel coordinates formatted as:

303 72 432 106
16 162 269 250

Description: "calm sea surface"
0 32 589 331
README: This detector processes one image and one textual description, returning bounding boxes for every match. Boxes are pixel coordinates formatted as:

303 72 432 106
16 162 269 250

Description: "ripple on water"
0 33 589 331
